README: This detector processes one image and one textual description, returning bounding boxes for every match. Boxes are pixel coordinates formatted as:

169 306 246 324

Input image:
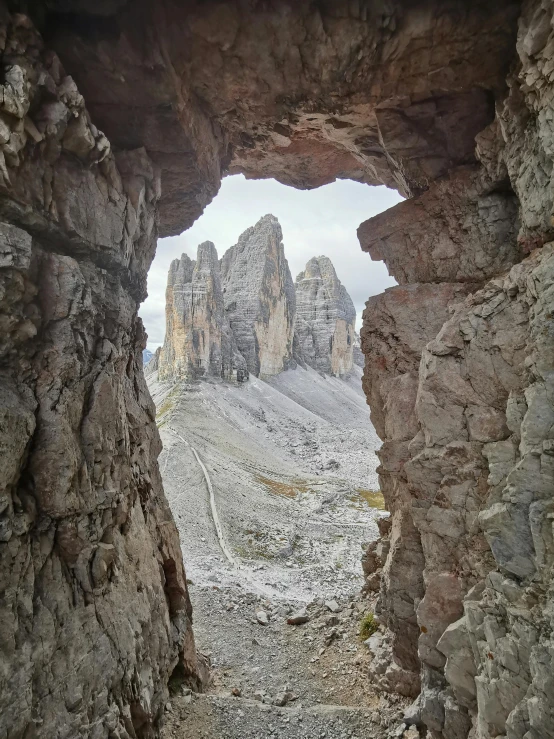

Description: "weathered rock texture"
2 1 554 739
44 0 519 238
294 256 356 377
158 225 358 383
157 242 247 382
357 4 554 737
353 332 364 369
0 12 200 739
221 214 296 379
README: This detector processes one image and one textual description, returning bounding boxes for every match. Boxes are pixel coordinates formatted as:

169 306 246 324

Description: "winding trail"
167 426 237 568
165 422 279 600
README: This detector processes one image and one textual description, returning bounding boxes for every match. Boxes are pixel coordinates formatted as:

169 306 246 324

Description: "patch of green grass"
255 474 309 499
359 612 378 641
234 542 274 561
349 488 386 511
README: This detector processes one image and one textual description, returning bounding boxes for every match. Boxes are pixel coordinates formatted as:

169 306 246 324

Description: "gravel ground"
148 366 416 739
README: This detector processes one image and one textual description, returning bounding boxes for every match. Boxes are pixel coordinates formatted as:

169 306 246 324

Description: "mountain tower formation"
158 215 358 382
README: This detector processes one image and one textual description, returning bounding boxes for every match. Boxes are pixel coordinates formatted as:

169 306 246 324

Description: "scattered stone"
256 611 269 626
364 633 383 655
287 608 310 625
325 600 340 613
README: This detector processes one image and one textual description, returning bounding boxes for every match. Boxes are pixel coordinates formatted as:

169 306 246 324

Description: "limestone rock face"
2 2 554 739
157 229 357 384
158 242 247 382
352 333 364 368
294 256 356 377
0 15 200 739
357 166 522 285
221 215 296 378
357 4 554 736
45 0 519 237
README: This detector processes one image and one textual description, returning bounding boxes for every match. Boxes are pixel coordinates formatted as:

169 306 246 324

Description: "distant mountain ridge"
154 215 359 382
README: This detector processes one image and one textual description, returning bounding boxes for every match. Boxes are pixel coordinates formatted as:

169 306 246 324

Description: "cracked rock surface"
1 2 554 739
294 255 357 377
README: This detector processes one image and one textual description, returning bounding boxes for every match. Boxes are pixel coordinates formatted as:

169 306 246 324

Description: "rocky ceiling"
4 2 554 739
33 0 520 236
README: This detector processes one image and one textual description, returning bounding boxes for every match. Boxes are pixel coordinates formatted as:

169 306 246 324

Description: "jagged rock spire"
220 214 296 378
294 255 357 377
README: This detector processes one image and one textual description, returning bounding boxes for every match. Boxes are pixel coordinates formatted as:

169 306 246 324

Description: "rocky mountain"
4 3 553 739
220 214 296 378
294 256 356 376
143 348 154 365
158 242 248 382
158 216 357 383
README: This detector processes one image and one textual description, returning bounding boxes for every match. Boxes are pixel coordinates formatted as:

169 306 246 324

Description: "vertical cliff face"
352 333 364 368
294 256 356 377
0 14 200 739
158 226 358 384
158 243 247 382
357 5 554 736
220 215 296 379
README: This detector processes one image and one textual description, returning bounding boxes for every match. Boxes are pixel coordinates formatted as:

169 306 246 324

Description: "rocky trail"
149 367 416 738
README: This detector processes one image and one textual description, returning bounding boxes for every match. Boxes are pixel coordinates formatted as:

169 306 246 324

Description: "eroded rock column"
294 255 356 377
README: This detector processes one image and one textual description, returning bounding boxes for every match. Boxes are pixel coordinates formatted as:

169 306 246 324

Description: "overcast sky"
140 175 402 349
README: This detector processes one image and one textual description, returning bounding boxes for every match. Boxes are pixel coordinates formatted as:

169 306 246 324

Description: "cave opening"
4 3 553 739
140 172 404 714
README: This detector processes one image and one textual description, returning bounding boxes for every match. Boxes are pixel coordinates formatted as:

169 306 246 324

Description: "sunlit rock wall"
158 242 248 382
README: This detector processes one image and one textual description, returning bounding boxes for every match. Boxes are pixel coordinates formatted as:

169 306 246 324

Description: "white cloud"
140 175 402 349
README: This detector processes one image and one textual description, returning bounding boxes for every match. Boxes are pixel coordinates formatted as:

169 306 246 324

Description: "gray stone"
221 215 296 378
158 241 248 382
294 255 356 376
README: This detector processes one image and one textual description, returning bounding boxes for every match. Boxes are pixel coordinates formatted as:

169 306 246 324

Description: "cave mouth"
142 172 402 711
4 3 547 738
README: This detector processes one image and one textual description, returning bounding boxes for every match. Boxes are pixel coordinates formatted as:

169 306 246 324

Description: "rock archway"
1 2 553 738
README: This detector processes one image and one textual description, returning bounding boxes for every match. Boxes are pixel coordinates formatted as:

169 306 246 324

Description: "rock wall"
358 3 554 737
294 256 356 377
157 243 247 382
0 13 201 739
220 214 296 379
1 2 554 738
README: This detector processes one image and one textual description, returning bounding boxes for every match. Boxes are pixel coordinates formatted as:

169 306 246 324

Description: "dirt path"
148 370 416 739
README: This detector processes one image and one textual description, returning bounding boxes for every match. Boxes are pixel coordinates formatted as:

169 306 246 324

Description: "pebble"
256 611 269 626
287 608 310 625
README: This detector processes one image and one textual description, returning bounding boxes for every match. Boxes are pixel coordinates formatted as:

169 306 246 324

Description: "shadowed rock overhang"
3 2 554 739
38 0 520 234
